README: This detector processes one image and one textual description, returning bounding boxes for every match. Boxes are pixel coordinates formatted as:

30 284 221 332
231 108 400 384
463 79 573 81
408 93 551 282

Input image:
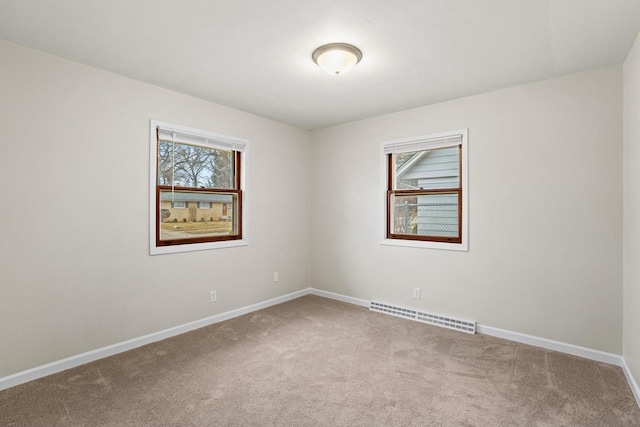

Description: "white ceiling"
1 0 639 130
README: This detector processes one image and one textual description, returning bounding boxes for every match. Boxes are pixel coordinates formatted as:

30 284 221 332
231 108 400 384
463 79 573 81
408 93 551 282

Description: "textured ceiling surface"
1 0 639 129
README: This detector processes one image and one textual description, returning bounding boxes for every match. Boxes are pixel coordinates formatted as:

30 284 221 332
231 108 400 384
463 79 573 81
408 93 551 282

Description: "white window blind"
157 127 246 152
383 134 462 155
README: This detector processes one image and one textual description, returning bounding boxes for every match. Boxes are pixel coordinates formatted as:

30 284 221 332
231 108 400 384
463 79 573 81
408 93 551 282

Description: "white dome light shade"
312 43 362 75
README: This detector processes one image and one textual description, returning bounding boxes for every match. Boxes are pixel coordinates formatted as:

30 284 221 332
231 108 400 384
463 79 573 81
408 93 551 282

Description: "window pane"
394 146 459 190
391 193 459 237
159 191 237 241
158 141 234 189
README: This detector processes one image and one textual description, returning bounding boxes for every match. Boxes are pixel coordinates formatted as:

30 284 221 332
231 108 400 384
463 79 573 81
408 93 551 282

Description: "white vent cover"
370 301 476 334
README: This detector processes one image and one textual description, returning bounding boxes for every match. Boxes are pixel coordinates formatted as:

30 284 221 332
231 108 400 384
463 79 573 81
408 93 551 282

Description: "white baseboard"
309 291 627 368
0 288 310 392
622 359 640 407
308 288 370 307
476 324 623 367
2 286 638 411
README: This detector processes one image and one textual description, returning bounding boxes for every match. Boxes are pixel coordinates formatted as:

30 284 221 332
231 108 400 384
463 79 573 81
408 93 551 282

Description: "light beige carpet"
1 295 639 426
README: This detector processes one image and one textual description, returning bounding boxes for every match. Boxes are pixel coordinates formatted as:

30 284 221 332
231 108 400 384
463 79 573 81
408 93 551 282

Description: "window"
382 130 468 251
150 120 247 255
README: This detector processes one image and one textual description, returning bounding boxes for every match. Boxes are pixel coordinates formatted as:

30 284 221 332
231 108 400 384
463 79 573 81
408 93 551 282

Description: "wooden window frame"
381 129 467 251
386 145 462 244
155 151 242 248
149 120 248 255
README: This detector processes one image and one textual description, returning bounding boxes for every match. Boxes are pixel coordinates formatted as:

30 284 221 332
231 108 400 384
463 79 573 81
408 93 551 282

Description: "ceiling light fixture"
312 43 362 75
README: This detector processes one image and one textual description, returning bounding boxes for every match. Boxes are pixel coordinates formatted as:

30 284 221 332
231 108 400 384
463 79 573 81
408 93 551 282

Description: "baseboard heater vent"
370 301 476 334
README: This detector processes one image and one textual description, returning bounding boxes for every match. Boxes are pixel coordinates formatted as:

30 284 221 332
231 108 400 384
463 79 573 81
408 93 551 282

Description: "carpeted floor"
1 295 639 426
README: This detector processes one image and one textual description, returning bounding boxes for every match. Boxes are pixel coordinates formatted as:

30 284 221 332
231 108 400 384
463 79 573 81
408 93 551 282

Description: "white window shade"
383 135 462 155
157 127 246 152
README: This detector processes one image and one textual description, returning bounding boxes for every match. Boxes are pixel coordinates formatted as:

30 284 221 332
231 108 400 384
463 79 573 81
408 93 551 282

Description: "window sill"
150 239 248 255
381 238 468 252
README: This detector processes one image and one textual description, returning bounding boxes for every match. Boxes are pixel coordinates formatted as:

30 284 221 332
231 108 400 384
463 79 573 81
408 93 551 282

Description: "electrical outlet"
273 272 279 282
209 290 217 303
413 287 421 299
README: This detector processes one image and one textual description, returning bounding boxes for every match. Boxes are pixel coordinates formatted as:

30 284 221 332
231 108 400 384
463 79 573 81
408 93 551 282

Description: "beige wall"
0 40 311 377
624 33 640 387
311 66 623 354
